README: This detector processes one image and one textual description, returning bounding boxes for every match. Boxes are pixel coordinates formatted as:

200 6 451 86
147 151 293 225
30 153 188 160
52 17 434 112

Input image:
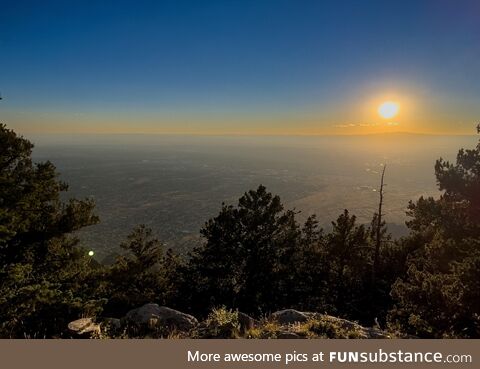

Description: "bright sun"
378 101 399 119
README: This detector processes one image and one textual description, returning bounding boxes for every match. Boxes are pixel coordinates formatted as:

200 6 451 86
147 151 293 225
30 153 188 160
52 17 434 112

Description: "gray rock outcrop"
124 304 198 331
271 309 309 324
237 312 257 333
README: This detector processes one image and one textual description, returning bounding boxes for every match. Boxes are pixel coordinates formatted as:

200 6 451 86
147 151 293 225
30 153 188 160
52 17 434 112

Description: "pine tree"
181 185 301 315
0 124 101 337
389 127 480 338
102 225 181 316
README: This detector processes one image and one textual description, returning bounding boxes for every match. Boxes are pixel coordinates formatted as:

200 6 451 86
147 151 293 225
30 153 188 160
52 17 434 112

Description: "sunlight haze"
1 1 479 135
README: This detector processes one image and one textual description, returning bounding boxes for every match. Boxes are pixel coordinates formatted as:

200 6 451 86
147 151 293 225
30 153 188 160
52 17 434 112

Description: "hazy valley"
31 133 475 261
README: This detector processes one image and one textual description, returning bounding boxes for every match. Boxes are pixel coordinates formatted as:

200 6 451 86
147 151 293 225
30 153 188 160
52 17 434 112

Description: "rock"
277 332 301 339
323 315 359 330
101 318 122 333
366 328 391 339
68 318 100 338
124 304 198 331
272 309 309 325
237 312 257 333
321 315 389 339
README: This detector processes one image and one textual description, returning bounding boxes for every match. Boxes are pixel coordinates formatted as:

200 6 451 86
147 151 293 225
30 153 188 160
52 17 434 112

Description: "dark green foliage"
284 215 329 311
178 190 395 324
0 124 101 337
325 210 371 317
389 130 480 338
179 185 302 315
102 225 181 316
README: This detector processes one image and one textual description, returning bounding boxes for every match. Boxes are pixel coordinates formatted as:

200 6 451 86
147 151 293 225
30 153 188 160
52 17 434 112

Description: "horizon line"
25 131 477 138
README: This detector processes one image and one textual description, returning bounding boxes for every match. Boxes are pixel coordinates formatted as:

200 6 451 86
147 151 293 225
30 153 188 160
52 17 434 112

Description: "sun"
378 101 399 119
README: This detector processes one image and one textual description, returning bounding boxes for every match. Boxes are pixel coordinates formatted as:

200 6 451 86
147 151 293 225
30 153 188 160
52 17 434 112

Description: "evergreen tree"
0 124 101 337
325 210 371 320
389 128 480 338
286 215 330 312
102 225 181 316
181 185 301 315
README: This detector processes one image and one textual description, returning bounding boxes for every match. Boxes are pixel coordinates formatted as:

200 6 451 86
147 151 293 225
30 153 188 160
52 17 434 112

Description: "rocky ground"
68 304 394 339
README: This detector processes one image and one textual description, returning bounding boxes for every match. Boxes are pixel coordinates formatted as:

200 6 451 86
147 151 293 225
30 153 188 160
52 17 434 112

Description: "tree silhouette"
389 127 480 338
181 185 301 315
0 124 101 337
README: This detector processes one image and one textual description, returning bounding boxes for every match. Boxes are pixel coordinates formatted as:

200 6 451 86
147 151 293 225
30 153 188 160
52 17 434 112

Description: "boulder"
277 332 301 339
323 315 359 331
124 304 198 331
366 327 391 339
321 315 389 339
101 318 122 333
68 318 101 338
272 309 309 325
237 312 257 333
123 303 160 327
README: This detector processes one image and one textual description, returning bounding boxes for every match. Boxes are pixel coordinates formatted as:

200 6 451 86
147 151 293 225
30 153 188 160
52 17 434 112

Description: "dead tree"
372 164 386 285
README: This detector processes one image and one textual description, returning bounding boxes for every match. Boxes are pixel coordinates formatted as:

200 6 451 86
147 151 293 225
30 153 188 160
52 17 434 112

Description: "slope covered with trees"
0 123 478 338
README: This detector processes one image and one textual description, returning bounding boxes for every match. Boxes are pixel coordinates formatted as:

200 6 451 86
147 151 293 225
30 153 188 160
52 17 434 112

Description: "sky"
1 0 479 135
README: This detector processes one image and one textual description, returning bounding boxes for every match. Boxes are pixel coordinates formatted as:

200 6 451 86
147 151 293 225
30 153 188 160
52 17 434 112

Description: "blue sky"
1 0 479 134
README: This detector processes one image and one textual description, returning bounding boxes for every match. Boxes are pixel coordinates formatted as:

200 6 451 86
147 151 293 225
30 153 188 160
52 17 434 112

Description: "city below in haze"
31 133 476 261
